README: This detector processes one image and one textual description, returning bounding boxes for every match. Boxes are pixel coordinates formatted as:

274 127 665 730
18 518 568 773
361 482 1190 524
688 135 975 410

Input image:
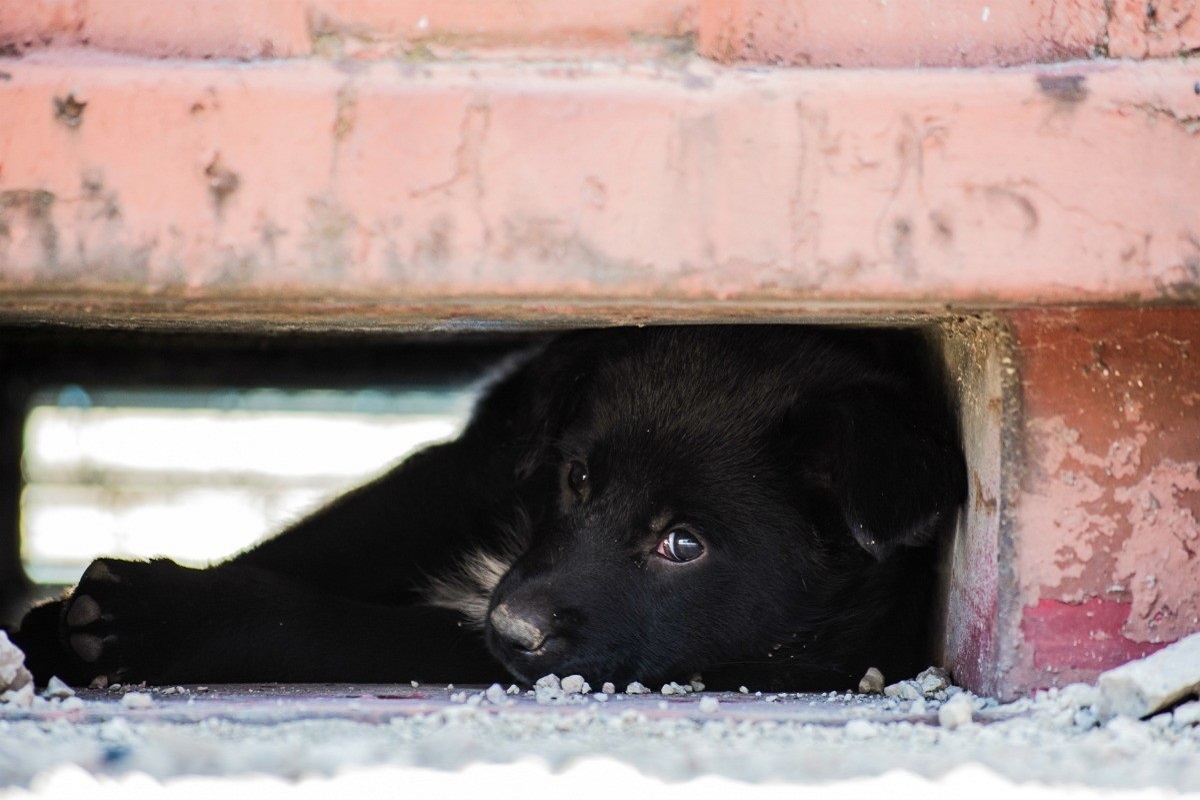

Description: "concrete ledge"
0 0 695 60
5 1 1198 64
2 53 1198 323
696 0 1108 67
697 0 1200 66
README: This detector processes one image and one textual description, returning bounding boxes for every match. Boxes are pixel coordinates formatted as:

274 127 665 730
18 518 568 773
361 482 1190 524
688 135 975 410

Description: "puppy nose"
489 601 555 651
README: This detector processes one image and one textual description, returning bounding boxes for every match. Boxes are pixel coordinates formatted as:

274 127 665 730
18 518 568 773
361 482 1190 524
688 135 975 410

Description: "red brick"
696 0 1108 67
0 0 312 58
0 0 695 59
1107 0 1200 59
977 309 1200 697
2 54 1198 323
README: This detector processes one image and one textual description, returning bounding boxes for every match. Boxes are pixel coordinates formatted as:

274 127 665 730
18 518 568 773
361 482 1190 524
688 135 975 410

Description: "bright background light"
21 387 474 584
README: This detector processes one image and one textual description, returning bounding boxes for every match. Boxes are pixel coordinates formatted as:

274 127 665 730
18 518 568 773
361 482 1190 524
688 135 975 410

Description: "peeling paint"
52 93 86 127
204 154 241 217
1113 460 1200 643
0 189 58 270
1036 74 1089 104
1009 310 1200 693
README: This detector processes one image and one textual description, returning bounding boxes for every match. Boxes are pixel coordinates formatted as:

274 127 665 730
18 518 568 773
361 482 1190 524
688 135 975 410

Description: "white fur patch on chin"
424 548 515 627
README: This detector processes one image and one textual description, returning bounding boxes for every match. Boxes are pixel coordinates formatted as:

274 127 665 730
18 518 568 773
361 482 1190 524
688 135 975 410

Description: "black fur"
13 326 967 691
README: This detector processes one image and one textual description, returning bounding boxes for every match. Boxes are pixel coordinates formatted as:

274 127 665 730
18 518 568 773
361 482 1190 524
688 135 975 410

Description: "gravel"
0 638 1198 796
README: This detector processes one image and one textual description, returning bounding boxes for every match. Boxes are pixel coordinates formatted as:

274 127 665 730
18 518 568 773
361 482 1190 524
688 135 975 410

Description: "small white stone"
43 676 75 699
410 680 419 688
1172 700 1200 727
698 696 719 714
506 684 520 695
1 683 35 708
561 675 590 695
485 683 507 705
858 667 885 694
534 686 564 704
939 692 974 730
916 667 951 696
59 696 85 712
601 682 616 695
0 632 32 693
625 682 650 695
594 692 609 702
844 719 877 739
535 674 562 691
1097 632 1200 719
739 686 749 694
884 681 923 701
121 692 154 710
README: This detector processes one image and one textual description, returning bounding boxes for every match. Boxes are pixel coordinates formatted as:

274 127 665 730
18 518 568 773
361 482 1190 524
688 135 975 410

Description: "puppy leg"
51 557 499 685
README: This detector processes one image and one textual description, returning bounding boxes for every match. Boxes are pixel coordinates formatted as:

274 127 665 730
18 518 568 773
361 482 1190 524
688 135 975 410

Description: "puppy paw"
62 558 189 683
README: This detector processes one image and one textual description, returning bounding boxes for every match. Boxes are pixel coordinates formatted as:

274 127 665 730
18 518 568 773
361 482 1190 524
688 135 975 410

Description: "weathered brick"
1107 0 1200 59
2 54 1198 322
0 0 695 59
696 0 1109 67
954 309 1200 699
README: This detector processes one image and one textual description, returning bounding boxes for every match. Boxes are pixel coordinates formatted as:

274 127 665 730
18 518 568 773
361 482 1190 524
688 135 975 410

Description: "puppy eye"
567 461 590 494
655 530 705 563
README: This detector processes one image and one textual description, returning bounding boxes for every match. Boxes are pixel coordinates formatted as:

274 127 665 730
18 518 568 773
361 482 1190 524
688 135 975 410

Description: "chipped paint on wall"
1008 309 1200 689
1113 460 1200 643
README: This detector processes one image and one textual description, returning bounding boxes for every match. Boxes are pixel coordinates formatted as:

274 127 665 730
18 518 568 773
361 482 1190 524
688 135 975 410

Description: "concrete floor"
1 681 1198 797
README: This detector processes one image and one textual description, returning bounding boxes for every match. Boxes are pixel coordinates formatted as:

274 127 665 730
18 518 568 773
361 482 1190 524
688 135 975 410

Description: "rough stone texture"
0 0 695 59
696 0 1109 67
7 0 1197 65
2 54 1199 328
1096 631 1200 719
1106 0 1200 59
999 309 1200 697
939 318 1012 697
695 0 1199 66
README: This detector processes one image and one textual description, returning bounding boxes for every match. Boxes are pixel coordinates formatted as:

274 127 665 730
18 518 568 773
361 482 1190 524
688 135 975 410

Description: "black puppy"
15 326 966 691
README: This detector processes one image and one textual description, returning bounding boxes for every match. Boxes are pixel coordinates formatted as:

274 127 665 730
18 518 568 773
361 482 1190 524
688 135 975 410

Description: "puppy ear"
467 331 604 482
792 390 967 561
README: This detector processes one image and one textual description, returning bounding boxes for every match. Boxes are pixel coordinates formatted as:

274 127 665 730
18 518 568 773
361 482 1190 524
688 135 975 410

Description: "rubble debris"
1096 631 1200 719
884 680 923 701
858 667 885 694
121 692 154 709
533 674 564 704
485 684 507 705
916 667 951 695
42 677 75 699
0 632 32 695
561 675 590 695
939 693 974 729
1173 701 1200 727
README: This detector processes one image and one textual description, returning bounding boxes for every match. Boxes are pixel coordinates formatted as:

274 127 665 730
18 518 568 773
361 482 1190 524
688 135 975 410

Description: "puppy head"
435 327 966 687
483 424 821 687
